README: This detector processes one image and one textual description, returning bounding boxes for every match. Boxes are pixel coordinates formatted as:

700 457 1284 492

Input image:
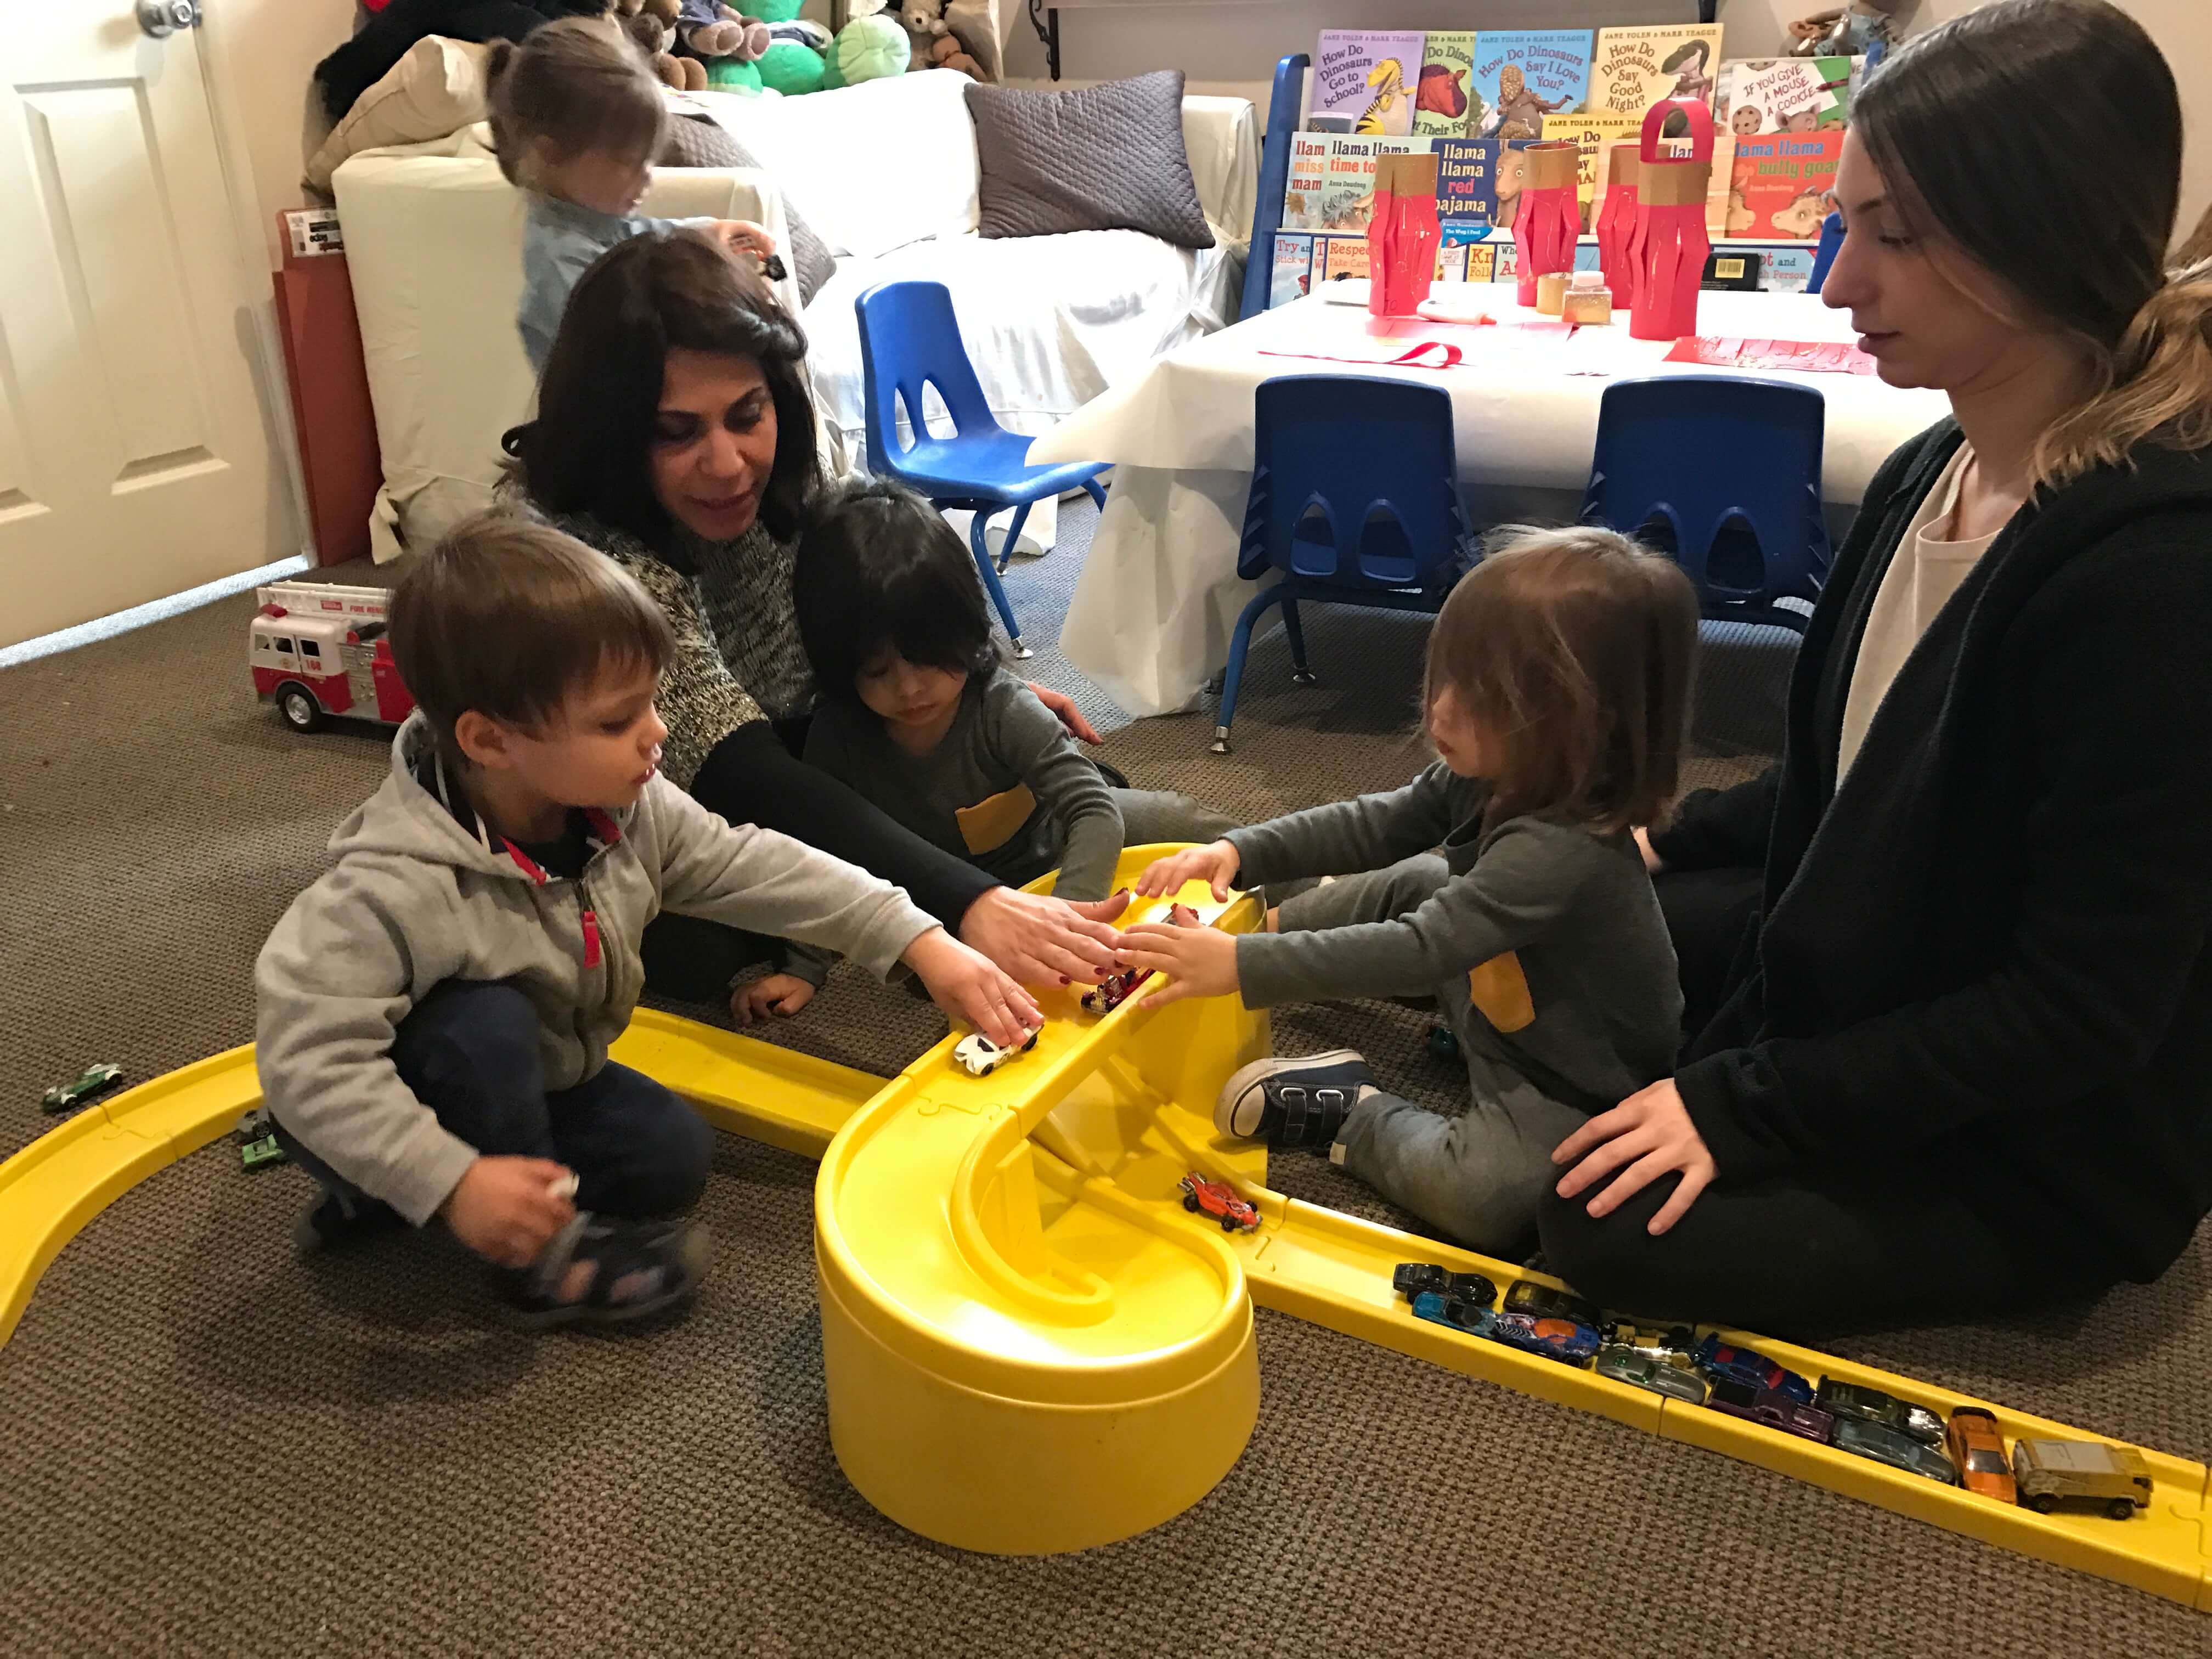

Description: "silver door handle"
137 0 200 37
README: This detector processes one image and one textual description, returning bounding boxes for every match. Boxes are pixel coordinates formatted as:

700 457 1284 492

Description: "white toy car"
952 1029 1040 1077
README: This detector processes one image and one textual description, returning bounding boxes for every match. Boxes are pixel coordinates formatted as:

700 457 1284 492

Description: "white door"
0 1 284 647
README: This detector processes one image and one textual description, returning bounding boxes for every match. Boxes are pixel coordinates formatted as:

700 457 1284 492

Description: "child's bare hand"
733 972 815 1024
442 1155 577 1267
1551 1079 1716 1235
1118 921 1240 1007
904 926 1041 1049
716 219 778 263
1135 839 1242 901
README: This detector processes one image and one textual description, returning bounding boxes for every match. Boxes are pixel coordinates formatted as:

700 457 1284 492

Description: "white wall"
1002 0 2207 239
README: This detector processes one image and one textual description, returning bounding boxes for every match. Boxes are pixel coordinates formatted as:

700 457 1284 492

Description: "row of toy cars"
1393 1262 2155 1519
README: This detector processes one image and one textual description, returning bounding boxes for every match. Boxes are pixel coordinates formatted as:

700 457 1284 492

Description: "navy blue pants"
279 979 714 1227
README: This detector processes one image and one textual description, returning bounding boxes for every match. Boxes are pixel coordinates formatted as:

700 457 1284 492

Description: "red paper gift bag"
1368 150 1442 319
1513 140 1580 308
1596 141 1643 309
1629 98 1714 342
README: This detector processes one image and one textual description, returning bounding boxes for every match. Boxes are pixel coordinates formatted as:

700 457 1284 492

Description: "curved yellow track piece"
4 849 2209 1606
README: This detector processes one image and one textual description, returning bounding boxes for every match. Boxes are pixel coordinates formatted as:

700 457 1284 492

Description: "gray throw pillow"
965 71 1214 249
659 115 837 307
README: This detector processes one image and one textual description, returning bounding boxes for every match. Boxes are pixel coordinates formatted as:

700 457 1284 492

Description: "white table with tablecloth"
1030 285 1951 719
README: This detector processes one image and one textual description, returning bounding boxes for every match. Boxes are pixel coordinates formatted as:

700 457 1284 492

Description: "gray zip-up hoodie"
256 716 935 1225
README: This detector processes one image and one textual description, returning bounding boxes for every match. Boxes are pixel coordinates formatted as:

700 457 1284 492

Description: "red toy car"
1169 902 1201 927
1180 1173 1260 1233
1081 966 1145 1015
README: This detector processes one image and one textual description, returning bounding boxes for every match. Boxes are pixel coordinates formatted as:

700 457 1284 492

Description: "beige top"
1838 444 2002 777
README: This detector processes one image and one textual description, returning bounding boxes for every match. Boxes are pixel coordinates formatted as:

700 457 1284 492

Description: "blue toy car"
1480 1308 1601 1365
1409 1290 1492 1335
1695 1335 1814 1403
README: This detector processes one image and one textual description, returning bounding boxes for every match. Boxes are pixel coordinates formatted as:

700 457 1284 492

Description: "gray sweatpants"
1113 789 1238 859
1274 857 1590 1257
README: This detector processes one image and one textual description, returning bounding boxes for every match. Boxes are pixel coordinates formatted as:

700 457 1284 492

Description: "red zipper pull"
581 907 602 969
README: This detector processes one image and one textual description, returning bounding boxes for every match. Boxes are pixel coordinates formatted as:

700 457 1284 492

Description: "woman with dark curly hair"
509 232 1134 1002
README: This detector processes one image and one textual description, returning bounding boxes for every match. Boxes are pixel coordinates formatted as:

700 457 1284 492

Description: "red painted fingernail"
1058 975 1071 985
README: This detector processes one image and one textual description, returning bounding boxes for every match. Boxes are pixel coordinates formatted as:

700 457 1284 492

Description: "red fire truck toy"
249 581 415 732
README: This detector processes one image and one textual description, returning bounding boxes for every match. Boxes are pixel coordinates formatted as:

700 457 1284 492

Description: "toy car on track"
1814 1379 1945 1446
1832 1417 1957 1483
1946 1408 2017 1504
1480 1310 1601 1365
42 1063 123 1114
1705 1378 1835 1441
952 1029 1040 1077
1179 1173 1259 1233
1594 1344 1709 1403
2011 1438 2152 1518
1409 1290 1495 1336
1081 967 1145 1015
1167 903 1201 927
1392 1262 1496 1308
1503 1280 1600 1327
1695 1336 1814 1404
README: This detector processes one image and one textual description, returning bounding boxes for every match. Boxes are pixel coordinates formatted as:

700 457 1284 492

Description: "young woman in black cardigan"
1542 0 2212 1330
508 235 1134 1022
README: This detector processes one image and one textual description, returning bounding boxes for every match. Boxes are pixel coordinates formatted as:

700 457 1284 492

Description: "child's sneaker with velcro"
1215 1050 1375 1149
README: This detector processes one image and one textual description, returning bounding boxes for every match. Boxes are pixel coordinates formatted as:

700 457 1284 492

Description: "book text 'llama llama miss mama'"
1311 31 1424 136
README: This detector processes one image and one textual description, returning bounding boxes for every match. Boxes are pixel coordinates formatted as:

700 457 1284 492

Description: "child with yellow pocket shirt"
754 478 1232 1020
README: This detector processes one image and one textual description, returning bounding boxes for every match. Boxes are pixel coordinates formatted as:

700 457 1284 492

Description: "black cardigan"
1654 420 2212 1280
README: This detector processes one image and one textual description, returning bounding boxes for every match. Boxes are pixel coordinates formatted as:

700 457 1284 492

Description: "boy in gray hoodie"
255 515 1037 1327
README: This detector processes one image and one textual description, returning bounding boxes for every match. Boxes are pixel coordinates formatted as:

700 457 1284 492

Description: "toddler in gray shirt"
751 478 1232 1020
1121 527 1701 1259
485 20 780 374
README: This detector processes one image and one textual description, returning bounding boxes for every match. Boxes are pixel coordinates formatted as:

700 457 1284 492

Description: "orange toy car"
1948 1407 2016 1504
1179 1173 1260 1233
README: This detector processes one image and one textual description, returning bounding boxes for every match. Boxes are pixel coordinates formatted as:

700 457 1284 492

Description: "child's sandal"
504 1213 712 1329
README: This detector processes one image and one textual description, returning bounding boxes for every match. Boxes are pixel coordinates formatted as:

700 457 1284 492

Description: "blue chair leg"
1280 596 1317 685
992 500 1035 575
1212 583 1289 754
966 507 1029 658
1083 475 1109 513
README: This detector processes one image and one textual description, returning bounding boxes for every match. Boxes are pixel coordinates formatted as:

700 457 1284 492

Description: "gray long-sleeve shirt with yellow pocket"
1227 764 1682 1115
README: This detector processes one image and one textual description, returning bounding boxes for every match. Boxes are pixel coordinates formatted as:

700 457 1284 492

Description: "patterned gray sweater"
546 511 815 788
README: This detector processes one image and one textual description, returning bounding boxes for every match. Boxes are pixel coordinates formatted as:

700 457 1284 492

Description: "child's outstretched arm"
1122 817 1595 1011
650 780 1040 1045
990 679 1123 900
1143 765 1463 897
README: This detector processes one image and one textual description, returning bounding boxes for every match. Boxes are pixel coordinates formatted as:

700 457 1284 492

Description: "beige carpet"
3 506 2209 1657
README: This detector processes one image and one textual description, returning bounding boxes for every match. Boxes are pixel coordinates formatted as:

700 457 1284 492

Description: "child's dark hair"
391 511 675 753
791 478 1000 706
1425 525 1699 834
485 17 664 191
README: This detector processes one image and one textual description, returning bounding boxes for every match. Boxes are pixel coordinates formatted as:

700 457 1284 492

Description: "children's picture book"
1433 136 1502 229
1726 131 1845 238
1434 241 1470 283
1269 233 1315 307
1316 134 1427 234
1311 30 1425 136
1317 234 1372 284
1472 31 1593 142
1592 24 1725 120
1283 130 1331 231
1464 242 1499 284
1492 139 1531 229
1715 57 1857 136
1414 31 1481 139
1541 112 1645 232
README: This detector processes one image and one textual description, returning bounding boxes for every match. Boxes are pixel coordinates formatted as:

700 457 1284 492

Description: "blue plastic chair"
855 280 1109 658
1806 210 1844 295
1213 375 1474 753
1580 375 1830 634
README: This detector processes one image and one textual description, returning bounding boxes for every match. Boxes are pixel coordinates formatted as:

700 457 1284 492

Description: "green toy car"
42 1063 123 1114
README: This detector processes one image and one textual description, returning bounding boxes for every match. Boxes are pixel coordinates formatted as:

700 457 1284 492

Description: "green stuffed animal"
829 10 908 87
749 0 830 96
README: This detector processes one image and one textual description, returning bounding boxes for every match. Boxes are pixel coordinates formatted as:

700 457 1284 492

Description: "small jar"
1534 271 1571 315
1562 270 1613 325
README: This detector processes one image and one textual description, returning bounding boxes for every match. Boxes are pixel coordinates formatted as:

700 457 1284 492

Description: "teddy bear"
614 0 699 89
676 0 769 65
895 0 986 80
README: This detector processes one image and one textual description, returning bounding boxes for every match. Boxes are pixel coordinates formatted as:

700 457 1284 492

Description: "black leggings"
1533 864 2118 1335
